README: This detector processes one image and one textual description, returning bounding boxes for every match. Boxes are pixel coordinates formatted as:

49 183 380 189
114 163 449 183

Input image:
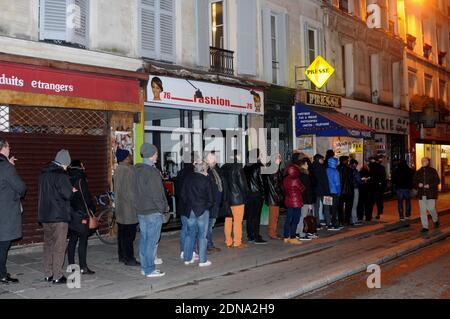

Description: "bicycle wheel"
95 208 118 245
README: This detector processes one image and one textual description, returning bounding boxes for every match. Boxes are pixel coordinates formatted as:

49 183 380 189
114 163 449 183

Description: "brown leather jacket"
413 166 440 199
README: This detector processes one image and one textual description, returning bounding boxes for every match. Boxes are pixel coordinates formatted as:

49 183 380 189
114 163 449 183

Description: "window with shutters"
39 0 89 49
140 0 176 63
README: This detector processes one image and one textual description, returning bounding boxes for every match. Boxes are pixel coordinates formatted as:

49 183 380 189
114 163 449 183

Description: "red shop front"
0 54 146 244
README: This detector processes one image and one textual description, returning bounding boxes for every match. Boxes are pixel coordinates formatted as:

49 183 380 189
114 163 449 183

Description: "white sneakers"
154 257 163 265
141 269 165 278
146 270 165 278
180 251 199 261
199 261 212 268
184 258 195 266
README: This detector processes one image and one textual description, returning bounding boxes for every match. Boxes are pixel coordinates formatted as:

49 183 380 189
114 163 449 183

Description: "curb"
287 227 450 299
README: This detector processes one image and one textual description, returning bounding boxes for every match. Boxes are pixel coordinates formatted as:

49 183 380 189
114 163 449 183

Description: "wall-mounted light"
186 79 203 99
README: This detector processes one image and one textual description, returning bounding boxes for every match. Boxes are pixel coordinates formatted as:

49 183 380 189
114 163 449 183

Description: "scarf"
211 167 223 193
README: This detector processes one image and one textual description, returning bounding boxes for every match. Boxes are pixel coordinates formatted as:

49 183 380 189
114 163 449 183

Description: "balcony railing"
210 46 234 76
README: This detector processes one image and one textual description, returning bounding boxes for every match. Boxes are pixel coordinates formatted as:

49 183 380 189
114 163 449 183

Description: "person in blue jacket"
326 157 341 231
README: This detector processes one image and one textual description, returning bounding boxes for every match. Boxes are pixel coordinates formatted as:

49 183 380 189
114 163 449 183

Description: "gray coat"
134 162 169 217
114 163 138 225
0 154 27 241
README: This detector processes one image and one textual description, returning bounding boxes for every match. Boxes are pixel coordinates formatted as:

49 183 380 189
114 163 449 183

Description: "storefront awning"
295 103 374 139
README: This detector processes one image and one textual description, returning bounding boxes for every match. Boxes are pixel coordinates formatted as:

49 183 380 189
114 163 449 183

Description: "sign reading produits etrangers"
0 62 140 104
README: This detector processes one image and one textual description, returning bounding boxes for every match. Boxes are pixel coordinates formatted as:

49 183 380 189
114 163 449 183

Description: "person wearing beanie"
114 150 140 266
134 143 169 278
54 149 72 168
116 149 130 164
38 149 76 284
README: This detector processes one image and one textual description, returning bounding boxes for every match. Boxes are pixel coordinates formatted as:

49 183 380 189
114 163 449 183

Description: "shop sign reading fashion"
0 61 140 104
147 76 264 115
304 56 335 89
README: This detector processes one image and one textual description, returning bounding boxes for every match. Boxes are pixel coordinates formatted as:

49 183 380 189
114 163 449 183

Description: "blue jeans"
180 215 189 253
207 218 217 249
138 213 163 275
284 208 301 239
396 189 411 218
184 211 209 264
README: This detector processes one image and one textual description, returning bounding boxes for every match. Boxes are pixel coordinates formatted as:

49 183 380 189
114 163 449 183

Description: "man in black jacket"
205 151 226 253
38 149 75 284
337 156 354 226
392 160 415 221
0 139 26 284
176 155 196 259
369 156 387 220
221 151 249 249
244 149 267 244
311 154 329 227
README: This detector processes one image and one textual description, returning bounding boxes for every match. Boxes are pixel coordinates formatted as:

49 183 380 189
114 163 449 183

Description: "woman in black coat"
68 160 96 275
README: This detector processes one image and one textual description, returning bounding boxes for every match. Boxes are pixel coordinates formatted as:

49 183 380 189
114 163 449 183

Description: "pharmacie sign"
305 56 335 89
0 61 140 104
146 75 264 115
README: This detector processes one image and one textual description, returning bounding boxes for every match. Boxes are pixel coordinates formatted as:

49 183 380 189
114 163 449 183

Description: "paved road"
145 215 450 299
300 238 450 299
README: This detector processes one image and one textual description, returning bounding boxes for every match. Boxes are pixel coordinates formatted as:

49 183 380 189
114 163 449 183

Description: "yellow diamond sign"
305 55 335 89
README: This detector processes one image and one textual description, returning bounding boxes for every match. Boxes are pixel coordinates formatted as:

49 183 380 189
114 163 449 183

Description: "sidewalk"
2 194 450 299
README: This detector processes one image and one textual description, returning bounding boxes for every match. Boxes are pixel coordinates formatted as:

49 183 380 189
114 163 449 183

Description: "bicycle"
95 192 118 245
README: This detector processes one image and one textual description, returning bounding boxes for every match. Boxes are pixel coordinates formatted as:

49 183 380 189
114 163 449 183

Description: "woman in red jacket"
283 164 305 245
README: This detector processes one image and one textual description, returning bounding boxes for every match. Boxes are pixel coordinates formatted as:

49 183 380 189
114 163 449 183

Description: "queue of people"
0 136 443 285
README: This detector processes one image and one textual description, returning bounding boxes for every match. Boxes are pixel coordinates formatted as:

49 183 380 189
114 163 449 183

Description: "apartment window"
408 70 418 97
263 9 286 85
342 45 346 91
211 1 225 49
39 0 89 48
439 80 447 102
271 15 279 84
425 74 433 97
306 26 320 90
140 0 176 62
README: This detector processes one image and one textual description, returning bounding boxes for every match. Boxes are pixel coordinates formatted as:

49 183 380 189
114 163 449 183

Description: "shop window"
144 107 183 128
39 0 89 49
140 0 176 62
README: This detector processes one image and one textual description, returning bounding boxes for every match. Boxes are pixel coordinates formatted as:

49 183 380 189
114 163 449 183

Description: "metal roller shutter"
0 106 109 244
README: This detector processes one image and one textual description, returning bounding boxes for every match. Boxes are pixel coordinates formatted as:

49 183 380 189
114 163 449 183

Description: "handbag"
79 180 99 230
69 209 89 234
